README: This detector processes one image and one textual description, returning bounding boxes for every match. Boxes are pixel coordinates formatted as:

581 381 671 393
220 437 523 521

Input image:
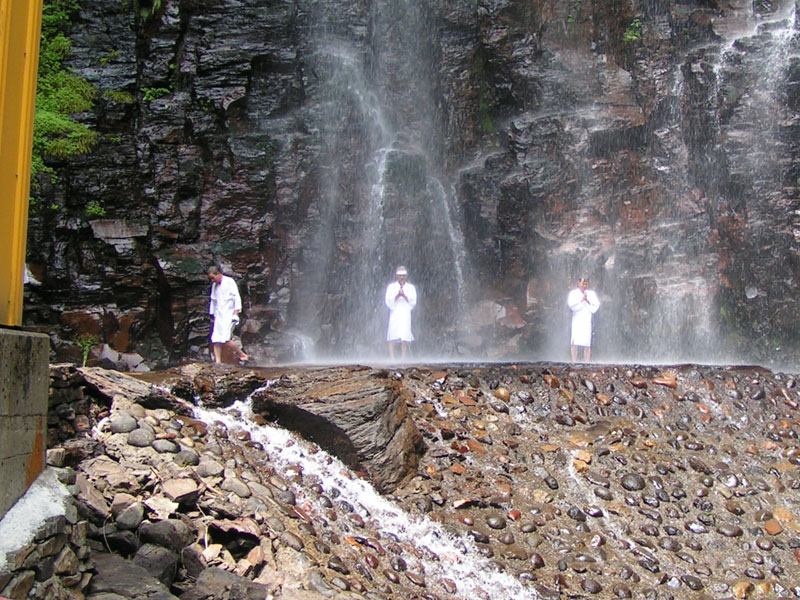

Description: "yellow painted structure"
0 0 42 326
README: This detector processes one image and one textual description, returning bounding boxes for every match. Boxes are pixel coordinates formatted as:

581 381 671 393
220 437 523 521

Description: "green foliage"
75 333 99 367
135 0 162 18
85 200 106 218
104 89 135 103
100 50 120 67
32 0 98 184
143 87 172 101
623 18 642 43
197 96 213 111
568 0 581 24
719 304 730 320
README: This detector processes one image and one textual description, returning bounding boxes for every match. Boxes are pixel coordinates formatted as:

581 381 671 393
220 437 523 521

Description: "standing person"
567 277 600 362
385 266 417 360
207 265 249 365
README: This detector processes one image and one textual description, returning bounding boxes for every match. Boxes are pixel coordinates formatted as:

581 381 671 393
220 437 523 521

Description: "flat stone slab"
88 552 179 599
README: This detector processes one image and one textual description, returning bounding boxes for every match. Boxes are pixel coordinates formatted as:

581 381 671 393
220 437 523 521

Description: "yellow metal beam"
0 0 43 326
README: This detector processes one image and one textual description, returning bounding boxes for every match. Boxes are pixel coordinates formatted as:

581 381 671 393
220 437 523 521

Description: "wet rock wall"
22 0 800 366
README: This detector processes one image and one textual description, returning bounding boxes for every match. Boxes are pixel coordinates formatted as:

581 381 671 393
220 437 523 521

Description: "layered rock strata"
22 0 800 367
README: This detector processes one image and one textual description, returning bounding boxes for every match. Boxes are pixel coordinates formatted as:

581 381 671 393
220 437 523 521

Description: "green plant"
99 50 120 67
32 0 98 187
623 18 642 43
85 200 106 218
135 0 162 18
75 333 99 367
568 0 581 23
103 89 135 103
143 86 171 101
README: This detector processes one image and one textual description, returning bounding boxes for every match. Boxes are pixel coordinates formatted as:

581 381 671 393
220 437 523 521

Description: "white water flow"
709 1 798 363
537 2 798 365
430 177 469 316
297 0 472 360
194 387 541 600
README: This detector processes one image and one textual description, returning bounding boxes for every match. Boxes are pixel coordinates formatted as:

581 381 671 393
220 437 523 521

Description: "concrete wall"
0 329 49 519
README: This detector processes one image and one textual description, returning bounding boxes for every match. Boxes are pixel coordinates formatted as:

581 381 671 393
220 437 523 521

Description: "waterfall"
292 0 471 362
532 0 799 365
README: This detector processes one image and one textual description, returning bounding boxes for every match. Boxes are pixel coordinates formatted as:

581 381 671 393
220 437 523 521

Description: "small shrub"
623 18 642 43
104 89 134 103
85 200 106 218
33 0 98 186
136 0 162 18
143 87 171 101
99 50 120 67
568 0 581 24
75 333 99 367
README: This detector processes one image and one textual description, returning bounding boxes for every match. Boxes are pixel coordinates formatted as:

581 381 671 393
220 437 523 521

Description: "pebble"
764 519 783 535
328 556 350 575
486 515 506 529
152 439 180 453
279 531 304 551
389 556 406 572
621 473 646 491
594 487 613 500
582 578 602 593
383 568 400 584
498 532 514 545
109 413 138 433
717 524 744 537
221 477 251 498
494 388 510 401
174 448 200 466
127 427 155 447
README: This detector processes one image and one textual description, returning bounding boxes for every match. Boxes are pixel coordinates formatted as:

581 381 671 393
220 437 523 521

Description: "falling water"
706 0 798 366
194 389 543 600
292 0 472 362
533 0 799 365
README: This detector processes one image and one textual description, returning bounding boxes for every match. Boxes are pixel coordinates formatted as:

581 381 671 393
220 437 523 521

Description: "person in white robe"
208 266 249 364
385 266 417 360
567 277 600 362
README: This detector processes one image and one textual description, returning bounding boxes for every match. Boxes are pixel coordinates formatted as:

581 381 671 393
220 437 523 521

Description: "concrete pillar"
0 329 49 519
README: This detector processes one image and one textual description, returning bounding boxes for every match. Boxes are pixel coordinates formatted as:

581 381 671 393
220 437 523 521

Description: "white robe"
385 281 417 342
209 275 242 344
568 287 600 347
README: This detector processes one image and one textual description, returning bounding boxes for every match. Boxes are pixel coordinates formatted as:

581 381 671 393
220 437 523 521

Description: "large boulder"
250 366 423 493
88 552 179 600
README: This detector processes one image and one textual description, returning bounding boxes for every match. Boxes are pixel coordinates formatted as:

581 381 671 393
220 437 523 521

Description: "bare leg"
399 341 408 360
388 341 395 360
212 343 223 364
571 345 578 362
584 347 591 362
222 341 247 361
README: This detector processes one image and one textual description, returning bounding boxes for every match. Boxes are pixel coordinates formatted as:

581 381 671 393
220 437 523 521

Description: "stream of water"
194 383 543 600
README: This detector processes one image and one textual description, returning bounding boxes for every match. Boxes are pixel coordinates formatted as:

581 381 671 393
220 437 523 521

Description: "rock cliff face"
24 0 800 368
